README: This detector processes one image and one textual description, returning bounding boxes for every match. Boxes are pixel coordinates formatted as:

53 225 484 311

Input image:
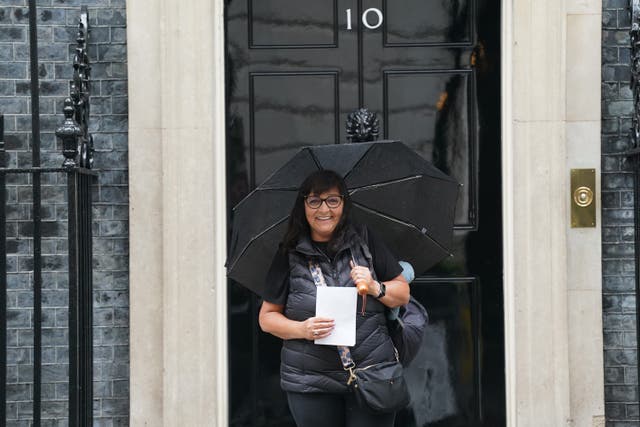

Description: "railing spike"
57 7 93 169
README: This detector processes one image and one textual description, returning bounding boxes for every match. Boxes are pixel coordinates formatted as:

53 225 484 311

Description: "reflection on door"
225 1 503 425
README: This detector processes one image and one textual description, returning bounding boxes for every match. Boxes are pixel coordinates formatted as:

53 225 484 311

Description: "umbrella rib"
226 215 290 271
251 146 322 192
307 148 324 171
232 188 298 211
341 144 376 182
348 173 459 193
349 175 421 193
352 202 453 257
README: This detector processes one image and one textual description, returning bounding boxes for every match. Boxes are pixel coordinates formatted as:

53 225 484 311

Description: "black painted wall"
602 1 640 425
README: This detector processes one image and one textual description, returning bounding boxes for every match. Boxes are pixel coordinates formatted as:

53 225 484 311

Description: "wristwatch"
376 281 386 299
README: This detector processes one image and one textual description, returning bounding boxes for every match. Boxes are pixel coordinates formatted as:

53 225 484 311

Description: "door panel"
397 279 480 427
227 0 358 189
383 0 473 46
382 70 475 227
361 0 478 230
251 72 339 183
249 0 338 47
225 1 502 425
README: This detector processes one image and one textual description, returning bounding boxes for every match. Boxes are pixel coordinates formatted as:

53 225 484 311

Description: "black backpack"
387 296 429 366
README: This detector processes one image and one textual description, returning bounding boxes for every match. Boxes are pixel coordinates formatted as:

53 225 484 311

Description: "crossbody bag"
308 260 410 413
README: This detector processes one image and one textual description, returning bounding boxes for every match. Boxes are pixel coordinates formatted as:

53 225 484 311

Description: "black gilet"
279 225 397 393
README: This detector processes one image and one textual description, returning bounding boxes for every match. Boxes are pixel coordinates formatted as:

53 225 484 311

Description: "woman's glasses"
304 195 344 209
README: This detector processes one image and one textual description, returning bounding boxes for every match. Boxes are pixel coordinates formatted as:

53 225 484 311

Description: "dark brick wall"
0 0 128 425
602 1 640 425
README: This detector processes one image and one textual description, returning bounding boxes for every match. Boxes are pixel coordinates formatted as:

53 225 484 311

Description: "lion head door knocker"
346 108 380 143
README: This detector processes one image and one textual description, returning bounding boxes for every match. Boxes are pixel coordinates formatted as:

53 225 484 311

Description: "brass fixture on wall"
570 169 596 228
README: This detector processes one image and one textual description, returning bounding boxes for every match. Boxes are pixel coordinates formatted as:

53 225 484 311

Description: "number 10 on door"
346 8 383 30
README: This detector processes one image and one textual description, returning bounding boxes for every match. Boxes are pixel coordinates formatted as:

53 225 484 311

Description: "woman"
259 170 410 427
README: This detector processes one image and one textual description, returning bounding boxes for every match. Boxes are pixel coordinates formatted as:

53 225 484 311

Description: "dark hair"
281 170 352 252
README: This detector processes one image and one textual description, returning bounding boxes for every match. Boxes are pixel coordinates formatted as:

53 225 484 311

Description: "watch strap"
376 281 386 298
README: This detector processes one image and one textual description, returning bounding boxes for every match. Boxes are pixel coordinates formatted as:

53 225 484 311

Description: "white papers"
314 287 357 346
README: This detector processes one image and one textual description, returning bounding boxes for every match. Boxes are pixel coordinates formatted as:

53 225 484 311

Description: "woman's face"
304 186 344 242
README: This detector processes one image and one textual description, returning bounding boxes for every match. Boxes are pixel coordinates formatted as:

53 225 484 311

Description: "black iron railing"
0 114 6 425
0 4 95 426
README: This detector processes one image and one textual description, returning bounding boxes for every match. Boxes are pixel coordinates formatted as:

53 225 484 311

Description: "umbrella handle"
351 251 368 316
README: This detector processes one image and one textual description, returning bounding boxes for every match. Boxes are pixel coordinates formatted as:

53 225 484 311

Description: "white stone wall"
127 0 227 425
503 0 605 425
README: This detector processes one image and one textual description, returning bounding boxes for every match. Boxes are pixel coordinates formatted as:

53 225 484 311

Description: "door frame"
127 0 605 425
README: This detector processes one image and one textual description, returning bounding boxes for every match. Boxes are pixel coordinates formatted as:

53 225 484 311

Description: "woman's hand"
301 317 335 340
259 301 335 340
350 261 378 296
349 262 410 308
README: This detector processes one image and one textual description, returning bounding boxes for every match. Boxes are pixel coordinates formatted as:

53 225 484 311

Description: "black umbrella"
226 140 459 296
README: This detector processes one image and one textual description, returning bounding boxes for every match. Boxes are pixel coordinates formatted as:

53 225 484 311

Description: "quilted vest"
280 225 397 393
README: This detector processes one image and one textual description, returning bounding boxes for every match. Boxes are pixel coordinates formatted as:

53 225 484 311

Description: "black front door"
225 1 503 426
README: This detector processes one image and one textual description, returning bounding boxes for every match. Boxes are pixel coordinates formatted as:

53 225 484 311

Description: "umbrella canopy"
226 140 460 296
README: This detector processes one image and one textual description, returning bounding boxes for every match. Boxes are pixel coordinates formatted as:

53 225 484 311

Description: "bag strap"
308 260 358 384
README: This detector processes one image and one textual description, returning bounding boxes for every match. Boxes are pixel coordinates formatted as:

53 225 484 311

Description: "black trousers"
287 392 396 427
